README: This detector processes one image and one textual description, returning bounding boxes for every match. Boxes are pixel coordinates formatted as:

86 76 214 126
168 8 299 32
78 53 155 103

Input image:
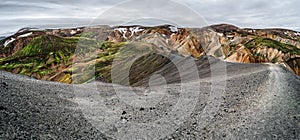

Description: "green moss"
46 56 55 65
38 69 51 75
0 35 85 79
19 68 27 75
244 37 300 55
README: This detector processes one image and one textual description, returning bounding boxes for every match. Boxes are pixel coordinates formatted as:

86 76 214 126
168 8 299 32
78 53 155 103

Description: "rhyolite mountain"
0 24 300 84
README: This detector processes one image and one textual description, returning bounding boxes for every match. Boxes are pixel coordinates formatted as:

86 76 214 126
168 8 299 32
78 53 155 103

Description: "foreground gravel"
0 71 110 139
0 60 299 139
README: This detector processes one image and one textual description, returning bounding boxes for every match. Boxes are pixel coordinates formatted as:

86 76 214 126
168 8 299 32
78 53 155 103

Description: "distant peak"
17 27 39 33
209 24 239 29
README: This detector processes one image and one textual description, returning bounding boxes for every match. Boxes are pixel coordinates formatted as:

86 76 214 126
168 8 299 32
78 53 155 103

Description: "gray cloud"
0 0 299 35
181 0 300 30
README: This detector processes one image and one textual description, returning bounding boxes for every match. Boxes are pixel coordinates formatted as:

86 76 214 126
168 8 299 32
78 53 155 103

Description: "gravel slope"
0 71 110 139
0 60 299 139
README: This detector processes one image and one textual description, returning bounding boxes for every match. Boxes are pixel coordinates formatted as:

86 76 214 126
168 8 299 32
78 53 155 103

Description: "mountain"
0 24 300 139
0 24 300 84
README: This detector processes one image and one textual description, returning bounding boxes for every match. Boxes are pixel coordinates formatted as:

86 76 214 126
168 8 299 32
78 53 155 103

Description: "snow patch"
4 32 33 47
115 27 144 38
217 33 223 37
130 27 144 33
129 27 144 36
248 29 256 33
114 28 127 34
70 30 77 35
4 38 15 47
114 28 128 38
18 32 32 38
169 26 179 32
227 35 235 40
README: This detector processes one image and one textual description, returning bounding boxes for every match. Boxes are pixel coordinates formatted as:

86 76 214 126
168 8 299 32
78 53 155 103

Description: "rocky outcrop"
207 24 300 76
225 45 255 63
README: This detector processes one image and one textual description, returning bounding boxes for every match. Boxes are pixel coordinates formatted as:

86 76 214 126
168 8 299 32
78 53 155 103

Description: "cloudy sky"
0 0 299 35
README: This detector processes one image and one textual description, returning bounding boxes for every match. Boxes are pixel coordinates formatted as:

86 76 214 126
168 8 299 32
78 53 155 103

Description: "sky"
0 0 299 36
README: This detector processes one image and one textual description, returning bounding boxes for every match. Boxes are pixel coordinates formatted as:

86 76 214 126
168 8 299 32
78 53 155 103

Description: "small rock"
2 82 8 87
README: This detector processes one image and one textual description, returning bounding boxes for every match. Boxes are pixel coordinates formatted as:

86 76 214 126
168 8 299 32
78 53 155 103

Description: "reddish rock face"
225 46 255 63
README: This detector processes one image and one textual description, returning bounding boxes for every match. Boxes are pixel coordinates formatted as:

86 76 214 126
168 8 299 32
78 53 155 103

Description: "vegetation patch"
0 34 125 84
244 37 300 55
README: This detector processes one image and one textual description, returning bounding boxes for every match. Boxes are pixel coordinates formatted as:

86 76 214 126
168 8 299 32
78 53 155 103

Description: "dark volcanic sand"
0 59 299 139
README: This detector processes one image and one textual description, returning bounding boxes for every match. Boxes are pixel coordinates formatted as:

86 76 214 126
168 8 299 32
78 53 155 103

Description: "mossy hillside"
70 42 172 85
0 35 78 79
244 37 300 55
0 34 124 83
105 42 170 86
70 42 127 84
243 37 300 75
17 35 78 57
0 33 216 85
